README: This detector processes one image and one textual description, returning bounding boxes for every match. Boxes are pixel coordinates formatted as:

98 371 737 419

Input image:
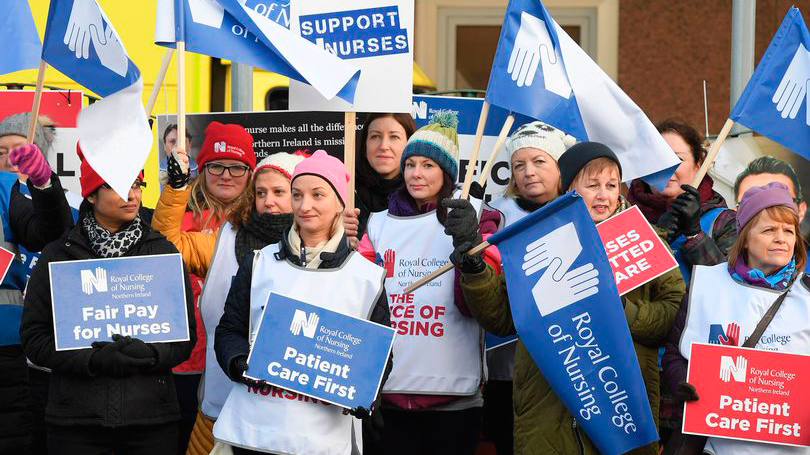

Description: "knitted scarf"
82 214 145 258
234 211 293 262
628 176 716 223
730 256 796 291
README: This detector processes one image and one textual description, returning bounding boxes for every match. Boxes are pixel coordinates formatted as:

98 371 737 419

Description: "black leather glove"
230 356 267 388
656 210 680 238
89 338 156 377
468 181 486 200
674 381 699 402
346 406 371 419
671 184 702 237
113 334 157 361
166 150 190 189
442 198 482 247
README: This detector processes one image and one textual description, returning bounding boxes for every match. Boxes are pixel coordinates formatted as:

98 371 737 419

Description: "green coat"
462 229 684 455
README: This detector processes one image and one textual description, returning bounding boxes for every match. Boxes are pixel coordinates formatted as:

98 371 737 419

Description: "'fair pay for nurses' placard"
50 254 189 351
596 205 678 295
683 343 810 447
247 293 395 410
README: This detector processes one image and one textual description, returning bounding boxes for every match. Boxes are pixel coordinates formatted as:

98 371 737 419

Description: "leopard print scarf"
82 213 145 258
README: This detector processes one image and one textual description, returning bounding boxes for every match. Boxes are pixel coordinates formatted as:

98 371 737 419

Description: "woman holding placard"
628 119 737 282
557 142 685 455
154 148 305 454
19 148 196 455
663 182 809 455
356 112 499 455
153 121 257 453
343 113 416 247
213 150 392 455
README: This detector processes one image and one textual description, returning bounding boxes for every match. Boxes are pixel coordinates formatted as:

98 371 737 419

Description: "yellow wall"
0 1 212 207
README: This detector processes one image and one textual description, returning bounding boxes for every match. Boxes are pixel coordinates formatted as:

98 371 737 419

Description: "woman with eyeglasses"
20 148 196 455
151 121 256 454
152 146 306 455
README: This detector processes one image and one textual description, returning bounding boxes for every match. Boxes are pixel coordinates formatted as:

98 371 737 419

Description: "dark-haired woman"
628 119 737 281
357 113 498 455
344 113 416 247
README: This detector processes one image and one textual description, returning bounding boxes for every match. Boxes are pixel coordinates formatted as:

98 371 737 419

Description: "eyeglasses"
100 181 146 191
205 163 250 177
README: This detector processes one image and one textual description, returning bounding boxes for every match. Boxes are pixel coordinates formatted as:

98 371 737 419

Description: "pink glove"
9 144 52 187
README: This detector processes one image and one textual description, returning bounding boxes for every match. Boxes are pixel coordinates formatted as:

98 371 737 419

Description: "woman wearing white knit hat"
152 150 306 455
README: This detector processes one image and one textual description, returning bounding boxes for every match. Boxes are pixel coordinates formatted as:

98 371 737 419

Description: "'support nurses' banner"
50 254 189 351
487 192 658 455
684 343 810 447
247 293 394 409
289 0 414 112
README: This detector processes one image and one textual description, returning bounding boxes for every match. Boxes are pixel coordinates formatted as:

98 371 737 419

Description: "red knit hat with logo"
78 144 144 198
197 122 256 170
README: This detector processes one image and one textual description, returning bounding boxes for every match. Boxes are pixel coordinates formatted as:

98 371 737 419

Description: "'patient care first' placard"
683 343 810 447
247 293 395 409
596 205 678 295
50 254 189 351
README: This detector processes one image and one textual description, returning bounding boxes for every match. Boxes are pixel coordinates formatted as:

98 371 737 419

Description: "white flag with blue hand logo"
0 0 41 75
731 7 810 161
154 0 361 104
43 0 152 201
486 0 679 189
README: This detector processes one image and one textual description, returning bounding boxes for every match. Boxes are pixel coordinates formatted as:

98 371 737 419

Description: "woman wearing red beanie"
152 121 257 453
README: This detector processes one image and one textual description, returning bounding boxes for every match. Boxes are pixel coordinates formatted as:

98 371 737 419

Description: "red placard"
596 205 678 295
0 91 83 128
0 246 15 284
683 343 810 447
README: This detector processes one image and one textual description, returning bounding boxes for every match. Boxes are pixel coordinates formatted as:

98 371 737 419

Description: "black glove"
348 398 384 443
230 356 267 388
450 241 486 274
468 181 486 200
671 184 702 237
442 198 483 248
674 381 699 402
656 210 680 238
166 150 190 189
89 338 156 377
113 334 157 361
346 406 371 419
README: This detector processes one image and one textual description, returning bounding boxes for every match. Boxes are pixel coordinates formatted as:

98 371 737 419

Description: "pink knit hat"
292 150 350 205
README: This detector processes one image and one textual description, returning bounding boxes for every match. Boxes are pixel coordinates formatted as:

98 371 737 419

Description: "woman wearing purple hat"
663 182 809 455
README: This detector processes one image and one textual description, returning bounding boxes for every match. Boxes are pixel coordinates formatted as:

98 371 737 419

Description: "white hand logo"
188 0 226 29
773 42 810 125
63 0 128 76
507 11 572 98
522 223 599 316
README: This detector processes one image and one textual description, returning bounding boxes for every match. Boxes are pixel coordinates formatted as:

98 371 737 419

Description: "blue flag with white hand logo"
731 7 810 161
0 0 41 75
486 0 679 190
42 0 140 97
487 192 658 455
154 0 361 104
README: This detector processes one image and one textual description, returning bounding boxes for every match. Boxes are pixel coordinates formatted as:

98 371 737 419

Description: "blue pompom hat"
400 110 459 180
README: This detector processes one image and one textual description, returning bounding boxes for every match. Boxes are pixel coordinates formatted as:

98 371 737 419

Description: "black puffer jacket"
19 219 196 427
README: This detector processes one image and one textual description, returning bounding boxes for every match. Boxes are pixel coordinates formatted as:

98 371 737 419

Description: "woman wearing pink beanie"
663 182 809 455
213 150 392 455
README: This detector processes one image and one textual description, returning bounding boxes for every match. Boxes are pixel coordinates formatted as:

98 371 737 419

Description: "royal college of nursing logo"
214 141 227 153
719 355 748 383
290 310 319 339
80 267 108 295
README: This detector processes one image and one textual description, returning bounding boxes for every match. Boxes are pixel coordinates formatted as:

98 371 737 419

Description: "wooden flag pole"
689 118 734 188
145 49 175 118
26 60 48 144
476 114 514 186
177 42 186 150
460 101 490 199
344 112 356 208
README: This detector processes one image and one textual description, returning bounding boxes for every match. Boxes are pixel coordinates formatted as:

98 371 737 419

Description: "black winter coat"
215 230 392 384
19 220 196 427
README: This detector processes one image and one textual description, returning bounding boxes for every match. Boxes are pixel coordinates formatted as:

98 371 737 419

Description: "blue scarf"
730 255 796 290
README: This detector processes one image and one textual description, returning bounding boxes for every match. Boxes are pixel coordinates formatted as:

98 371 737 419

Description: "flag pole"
26 60 47 144
403 241 490 294
145 49 175 118
689 118 734 188
476 114 514 187
344 112 356 208
460 101 490 199
176 41 186 152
